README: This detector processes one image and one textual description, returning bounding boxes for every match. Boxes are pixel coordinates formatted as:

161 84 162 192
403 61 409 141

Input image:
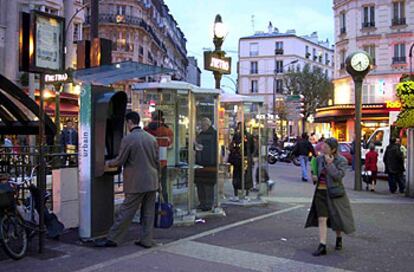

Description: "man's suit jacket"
107 128 160 193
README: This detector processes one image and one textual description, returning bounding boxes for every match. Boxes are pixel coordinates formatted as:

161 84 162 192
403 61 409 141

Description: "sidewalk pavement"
1 163 414 272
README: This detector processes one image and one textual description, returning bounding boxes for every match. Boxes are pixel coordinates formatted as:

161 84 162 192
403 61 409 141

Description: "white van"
362 126 407 173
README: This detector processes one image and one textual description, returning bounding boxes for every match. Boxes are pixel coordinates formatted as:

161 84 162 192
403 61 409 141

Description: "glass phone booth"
219 94 268 200
132 80 220 218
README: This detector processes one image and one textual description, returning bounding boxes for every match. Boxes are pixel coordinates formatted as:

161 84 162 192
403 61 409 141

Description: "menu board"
33 12 64 72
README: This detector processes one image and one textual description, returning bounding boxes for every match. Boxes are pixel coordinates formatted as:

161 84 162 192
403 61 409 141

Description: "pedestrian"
95 112 160 248
195 117 217 211
310 132 318 145
364 143 378 192
60 120 78 153
305 137 355 256
383 138 405 194
228 122 254 199
293 132 315 182
144 110 173 203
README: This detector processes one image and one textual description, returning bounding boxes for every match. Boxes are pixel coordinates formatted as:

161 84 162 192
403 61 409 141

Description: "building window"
139 46 144 56
363 45 376 65
362 6 375 28
275 42 284 54
340 12 346 34
44 6 59 15
148 52 154 63
117 5 126 15
393 43 406 64
325 53 330 65
296 64 301 72
392 1 406 26
250 43 259 57
250 61 258 74
312 48 317 61
362 84 376 104
340 50 346 69
275 79 283 94
251 80 258 93
305 46 310 59
275 60 284 73
73 23 81 41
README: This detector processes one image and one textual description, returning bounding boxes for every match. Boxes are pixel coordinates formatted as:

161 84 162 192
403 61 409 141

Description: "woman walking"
365 143 378 192
305 138 355 256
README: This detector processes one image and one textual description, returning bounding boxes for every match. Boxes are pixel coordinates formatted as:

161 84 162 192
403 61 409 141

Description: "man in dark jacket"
383 138 405 194
195 118 217 211
60 120 78 152
294 133 316 182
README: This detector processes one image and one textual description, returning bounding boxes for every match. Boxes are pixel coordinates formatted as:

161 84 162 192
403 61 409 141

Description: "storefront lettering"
385 100 402 109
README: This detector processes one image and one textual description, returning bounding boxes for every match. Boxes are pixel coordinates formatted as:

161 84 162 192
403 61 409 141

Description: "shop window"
250 43 259 57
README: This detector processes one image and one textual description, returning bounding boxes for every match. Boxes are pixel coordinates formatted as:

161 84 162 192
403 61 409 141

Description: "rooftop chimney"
268 21 273 33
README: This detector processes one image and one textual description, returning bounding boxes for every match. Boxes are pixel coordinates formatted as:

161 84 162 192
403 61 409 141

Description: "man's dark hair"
126 111 140 125
390 137 397 144
302 132 308 140
152 110 164 121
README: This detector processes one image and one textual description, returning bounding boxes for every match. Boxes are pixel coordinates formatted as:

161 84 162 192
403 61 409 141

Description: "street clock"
345 50 372 192
345 51 372 78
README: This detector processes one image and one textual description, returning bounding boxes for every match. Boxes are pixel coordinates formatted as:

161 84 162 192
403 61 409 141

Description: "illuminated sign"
19 11 65 73
385 100 402 109
204 51 231 74
45 73 68 83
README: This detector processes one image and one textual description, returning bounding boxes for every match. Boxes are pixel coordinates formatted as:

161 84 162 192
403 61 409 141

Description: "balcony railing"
340 27 346 34
250 69 258 74
362 21 375 28
392 17 406 26
275 49 284 55
85 14 167 53
392 56 406 64
274 68 283 74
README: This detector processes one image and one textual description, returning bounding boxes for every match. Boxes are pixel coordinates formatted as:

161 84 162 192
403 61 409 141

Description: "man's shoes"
134 240 157 249
94 238 117 248
302 177 308 182
312 243 327 256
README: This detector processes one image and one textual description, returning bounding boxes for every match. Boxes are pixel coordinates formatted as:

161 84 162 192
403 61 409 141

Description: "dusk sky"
164 0 334 92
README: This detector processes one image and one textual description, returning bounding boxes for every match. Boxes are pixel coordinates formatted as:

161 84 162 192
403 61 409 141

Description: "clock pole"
345 51 372 192
353 76 363 191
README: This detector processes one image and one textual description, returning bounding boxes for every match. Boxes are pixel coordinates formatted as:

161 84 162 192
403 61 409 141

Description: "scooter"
267 146 301 166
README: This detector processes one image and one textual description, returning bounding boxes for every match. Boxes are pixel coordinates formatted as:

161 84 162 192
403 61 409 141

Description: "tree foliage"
282 64 333 119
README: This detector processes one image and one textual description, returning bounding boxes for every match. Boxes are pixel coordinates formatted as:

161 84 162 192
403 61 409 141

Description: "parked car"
339 142 352 165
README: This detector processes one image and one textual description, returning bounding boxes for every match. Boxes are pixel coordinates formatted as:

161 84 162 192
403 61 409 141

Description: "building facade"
83 0 188 83
0 0 85 82
315 0 413 141
186 56 201 86
238 22 335 114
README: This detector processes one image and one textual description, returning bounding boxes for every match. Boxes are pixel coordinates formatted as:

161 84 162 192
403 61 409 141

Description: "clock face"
350 53 370 72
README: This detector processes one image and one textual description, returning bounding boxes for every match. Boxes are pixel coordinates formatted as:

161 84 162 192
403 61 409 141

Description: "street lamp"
213 15 227 89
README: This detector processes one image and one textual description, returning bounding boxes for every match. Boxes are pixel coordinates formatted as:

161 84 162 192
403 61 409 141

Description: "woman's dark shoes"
302 177 308 182
94 238 117 247
335 237 343 250
312 243 327 256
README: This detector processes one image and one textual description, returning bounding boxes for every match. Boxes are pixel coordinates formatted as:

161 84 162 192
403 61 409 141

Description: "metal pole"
273 72 276 137
38 74 46 253
214 71 222 90
90 0 99 39
240 103 245 198
409 43 414 75
406 128 414 197
354 78 363 191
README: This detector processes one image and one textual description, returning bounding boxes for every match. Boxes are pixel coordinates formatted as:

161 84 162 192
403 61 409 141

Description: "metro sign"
204 51 231 74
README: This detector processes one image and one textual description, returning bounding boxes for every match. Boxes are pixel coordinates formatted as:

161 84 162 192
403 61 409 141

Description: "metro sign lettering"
210 57 230 71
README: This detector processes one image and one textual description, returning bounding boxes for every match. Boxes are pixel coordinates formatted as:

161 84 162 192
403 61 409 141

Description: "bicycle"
0 166 47 260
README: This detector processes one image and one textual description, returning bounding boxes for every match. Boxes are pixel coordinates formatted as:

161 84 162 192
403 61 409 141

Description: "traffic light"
299 94 305 118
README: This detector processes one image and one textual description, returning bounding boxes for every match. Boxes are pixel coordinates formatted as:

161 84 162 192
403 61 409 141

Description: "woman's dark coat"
305 155 356 234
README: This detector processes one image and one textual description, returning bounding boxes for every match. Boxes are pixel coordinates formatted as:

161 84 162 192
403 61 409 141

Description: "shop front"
315 101 401 142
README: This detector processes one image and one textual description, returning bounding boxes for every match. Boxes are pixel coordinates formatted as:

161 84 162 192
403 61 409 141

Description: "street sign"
204 51 231 74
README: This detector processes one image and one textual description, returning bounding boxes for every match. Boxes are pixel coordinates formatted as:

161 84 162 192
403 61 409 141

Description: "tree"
283 64 333 120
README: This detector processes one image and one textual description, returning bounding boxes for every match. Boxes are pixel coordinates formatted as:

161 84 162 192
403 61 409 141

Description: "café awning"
73 61 175 85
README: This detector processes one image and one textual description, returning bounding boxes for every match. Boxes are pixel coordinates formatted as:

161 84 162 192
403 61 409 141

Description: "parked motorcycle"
267 146 301 166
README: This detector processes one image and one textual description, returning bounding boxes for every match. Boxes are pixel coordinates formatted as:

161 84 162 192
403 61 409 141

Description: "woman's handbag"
154 191 174 229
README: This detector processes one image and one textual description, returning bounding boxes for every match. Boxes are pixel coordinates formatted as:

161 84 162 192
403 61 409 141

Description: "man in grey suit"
95 111 160 248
